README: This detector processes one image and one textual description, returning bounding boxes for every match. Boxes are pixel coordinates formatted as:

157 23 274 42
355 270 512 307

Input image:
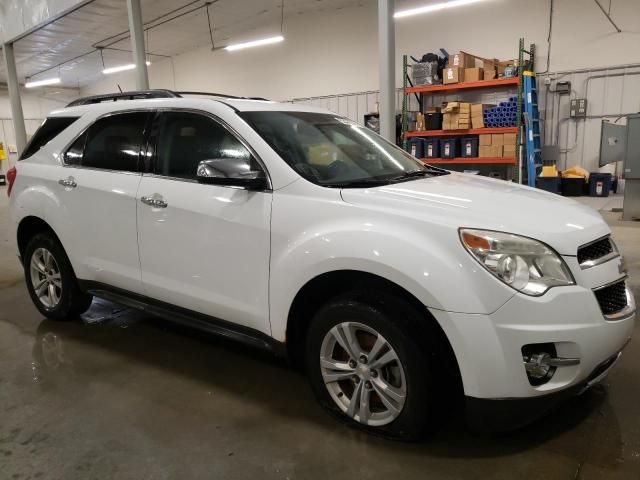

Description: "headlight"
460 229 575 296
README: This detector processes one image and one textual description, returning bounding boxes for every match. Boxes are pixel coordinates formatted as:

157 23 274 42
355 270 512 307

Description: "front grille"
594 280 628 316
578 237 613 266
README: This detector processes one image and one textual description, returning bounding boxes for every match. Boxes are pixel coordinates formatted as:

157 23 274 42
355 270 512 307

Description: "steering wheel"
326 160 349 178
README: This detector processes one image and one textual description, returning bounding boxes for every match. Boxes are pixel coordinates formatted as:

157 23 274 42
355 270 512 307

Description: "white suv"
8 90 635 439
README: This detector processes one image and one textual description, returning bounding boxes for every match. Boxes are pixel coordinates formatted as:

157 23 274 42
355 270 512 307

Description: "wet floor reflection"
2 292 638 479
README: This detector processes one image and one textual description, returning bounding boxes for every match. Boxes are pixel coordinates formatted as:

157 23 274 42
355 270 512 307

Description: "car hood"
340 172 609 255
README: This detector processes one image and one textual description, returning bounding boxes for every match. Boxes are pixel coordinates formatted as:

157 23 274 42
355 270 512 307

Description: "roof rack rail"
66 89 180 107
176 91 270 101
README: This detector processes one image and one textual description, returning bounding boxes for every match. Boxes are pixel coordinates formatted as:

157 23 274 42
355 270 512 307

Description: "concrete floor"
1 189 640 480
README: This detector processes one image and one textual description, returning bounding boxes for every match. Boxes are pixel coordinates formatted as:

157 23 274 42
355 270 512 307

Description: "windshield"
239 111 447 187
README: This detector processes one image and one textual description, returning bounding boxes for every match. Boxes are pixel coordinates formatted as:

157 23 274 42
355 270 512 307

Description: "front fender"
269 183 516 342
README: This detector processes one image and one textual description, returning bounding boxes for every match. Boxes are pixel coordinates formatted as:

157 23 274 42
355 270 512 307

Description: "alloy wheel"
319 321 407 426
29 247 62 310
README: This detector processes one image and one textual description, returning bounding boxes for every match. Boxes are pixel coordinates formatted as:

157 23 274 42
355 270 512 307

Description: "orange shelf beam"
405 77 519 94
422 157 516 165
405 127 517 138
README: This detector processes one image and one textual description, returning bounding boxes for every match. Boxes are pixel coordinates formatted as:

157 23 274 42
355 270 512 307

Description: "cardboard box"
482 58 498 71
443 67 463 84
459 102 471 112
479 145 503 158
415 113 425 131
483 68 497 80
448 52 473 68
479 134 492 146
471 116 484 129
442 101 459 113
448 52 480 69
443 114 454 130
471 104 486 118
491 134 504 146
464 68 483 82
503 144 516 157
503 133 517 146
471 103 486 128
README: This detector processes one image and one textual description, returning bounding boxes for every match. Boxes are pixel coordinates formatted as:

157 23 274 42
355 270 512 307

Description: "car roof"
47 96 333 118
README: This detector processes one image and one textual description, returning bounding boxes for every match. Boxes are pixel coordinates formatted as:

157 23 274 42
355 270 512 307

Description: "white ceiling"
4 0 367 88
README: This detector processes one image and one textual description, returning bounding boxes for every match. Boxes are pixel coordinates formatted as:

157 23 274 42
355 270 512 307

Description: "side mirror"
197 158 268 190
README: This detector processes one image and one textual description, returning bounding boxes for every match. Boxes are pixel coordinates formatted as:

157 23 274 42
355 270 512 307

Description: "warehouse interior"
1 0 639 478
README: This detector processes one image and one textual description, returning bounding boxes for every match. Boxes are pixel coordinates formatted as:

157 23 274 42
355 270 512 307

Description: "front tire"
305 294 434 440
24 232 93 320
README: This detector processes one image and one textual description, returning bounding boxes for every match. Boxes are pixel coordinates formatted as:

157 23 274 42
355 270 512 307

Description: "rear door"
136 110 272 334
60 111 152 294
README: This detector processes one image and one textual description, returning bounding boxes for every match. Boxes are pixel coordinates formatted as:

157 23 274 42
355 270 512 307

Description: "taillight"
6 166 16 197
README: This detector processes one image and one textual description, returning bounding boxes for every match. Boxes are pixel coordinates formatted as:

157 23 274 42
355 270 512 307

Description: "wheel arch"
17 216 62 263
285 269 462 392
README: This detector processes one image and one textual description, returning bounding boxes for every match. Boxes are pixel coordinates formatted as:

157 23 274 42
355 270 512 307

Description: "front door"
136 110 272 334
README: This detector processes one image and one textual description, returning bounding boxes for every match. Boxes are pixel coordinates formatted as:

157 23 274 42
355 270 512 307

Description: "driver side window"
154 112 257 181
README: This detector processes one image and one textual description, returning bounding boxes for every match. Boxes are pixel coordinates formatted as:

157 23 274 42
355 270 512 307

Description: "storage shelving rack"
401 39 535 182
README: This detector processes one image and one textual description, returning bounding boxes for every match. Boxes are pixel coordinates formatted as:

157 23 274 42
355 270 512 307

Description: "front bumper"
429 277 635 431
465 348 624 431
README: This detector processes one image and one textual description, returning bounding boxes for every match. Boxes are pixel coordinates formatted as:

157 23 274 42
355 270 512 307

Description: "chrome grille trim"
592 276 636 320
578 236 619 270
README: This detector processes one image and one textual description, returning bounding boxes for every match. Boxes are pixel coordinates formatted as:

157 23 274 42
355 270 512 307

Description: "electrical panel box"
625 115 640 180
570 98 588 118
556 81 571 95
541 145 560 162
623 115 640 221
599 120 627 167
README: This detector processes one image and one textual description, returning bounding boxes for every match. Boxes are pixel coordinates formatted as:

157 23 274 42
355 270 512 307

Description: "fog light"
522 343 580 386
524 352 556 384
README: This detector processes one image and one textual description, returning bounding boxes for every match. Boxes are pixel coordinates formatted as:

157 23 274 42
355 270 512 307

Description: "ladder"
522 71 541 187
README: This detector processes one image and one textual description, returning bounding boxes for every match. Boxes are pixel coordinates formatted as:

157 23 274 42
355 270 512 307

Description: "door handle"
58 176 77 188
140 195 168 208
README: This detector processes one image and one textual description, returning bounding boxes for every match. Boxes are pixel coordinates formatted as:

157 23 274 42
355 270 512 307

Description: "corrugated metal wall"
291 64 640 174
538 65 640 173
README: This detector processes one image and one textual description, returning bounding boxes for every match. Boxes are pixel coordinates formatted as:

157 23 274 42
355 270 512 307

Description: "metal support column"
3 43 27 155
127 0 149 90
378 0 395 142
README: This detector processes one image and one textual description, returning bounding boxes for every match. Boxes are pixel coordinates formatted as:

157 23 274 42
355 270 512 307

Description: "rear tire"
24 232 93 320
305 292 436 441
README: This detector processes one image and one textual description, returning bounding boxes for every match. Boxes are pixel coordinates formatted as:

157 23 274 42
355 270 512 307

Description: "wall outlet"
543 76 551 85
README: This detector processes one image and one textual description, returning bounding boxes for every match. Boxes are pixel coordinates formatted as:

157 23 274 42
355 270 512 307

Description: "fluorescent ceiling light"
25 77 61 88
225 35 284 52
103 61 151 75
395 0 488 18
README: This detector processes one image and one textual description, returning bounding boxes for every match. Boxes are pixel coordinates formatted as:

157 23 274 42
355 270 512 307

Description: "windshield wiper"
323 179 390 188
391 169 433 181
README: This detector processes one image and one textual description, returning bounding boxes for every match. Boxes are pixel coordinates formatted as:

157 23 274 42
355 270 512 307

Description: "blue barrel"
440 138 459 158
589 173 613 197
408 138 425 158
424 138 440 158
460 137 479 158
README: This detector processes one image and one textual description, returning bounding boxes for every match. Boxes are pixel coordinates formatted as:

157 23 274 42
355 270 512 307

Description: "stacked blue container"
483 96 518 128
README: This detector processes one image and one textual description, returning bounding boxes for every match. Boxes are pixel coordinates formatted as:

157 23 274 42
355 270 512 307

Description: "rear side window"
20 117 79 160
64 112 150 172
